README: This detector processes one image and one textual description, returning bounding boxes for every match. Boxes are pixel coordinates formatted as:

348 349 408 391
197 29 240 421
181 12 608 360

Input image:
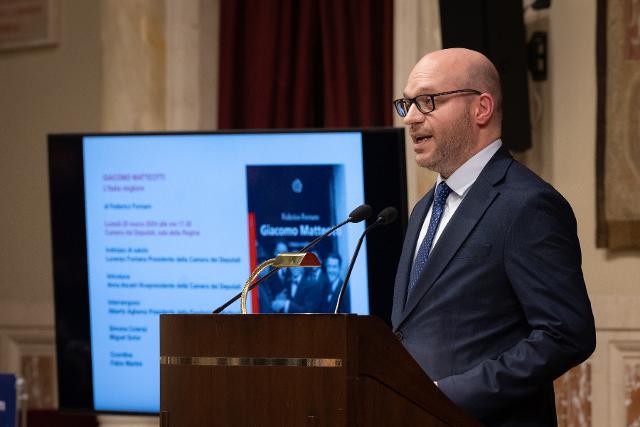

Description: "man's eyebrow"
403 86 436 98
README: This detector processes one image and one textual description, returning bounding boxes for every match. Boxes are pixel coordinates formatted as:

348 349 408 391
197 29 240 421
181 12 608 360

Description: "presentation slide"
82 133 368 412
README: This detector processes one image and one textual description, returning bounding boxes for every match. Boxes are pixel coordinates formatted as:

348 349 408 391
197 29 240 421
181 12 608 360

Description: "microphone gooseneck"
334 206 398 314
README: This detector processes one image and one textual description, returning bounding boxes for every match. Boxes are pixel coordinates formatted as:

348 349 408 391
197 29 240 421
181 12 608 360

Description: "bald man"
391 49 595 426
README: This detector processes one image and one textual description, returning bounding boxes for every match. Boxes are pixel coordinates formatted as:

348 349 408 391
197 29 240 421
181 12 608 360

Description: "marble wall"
555 363 592 427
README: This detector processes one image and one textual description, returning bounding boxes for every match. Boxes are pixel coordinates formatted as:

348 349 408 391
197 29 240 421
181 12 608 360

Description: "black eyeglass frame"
393 89 482 117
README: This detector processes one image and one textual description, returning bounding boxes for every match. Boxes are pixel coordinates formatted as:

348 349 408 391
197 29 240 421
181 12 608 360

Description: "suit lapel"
396 148 513 328
391 189 434 327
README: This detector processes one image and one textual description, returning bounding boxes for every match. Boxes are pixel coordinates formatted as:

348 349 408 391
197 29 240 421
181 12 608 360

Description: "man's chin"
415 155 437 171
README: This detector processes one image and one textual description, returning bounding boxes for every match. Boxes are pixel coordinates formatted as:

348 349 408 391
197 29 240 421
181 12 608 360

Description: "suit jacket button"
394 331 403 341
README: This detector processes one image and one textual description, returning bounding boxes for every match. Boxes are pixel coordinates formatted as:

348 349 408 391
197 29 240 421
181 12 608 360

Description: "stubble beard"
418 106 475 178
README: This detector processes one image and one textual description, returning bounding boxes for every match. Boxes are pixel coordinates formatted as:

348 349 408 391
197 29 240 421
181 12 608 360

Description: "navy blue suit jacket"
391 147 595 426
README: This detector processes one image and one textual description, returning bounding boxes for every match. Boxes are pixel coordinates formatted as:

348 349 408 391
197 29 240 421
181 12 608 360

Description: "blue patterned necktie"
408 181 452 295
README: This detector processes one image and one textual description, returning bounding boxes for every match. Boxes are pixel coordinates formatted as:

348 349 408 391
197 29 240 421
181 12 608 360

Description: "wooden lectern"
160 314 482 426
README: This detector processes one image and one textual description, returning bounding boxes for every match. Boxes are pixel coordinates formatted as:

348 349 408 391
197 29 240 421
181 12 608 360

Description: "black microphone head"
377 207 398 225
348 204 372 223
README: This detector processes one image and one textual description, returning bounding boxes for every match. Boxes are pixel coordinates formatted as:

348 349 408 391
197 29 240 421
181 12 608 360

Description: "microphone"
347 204 373 223
212 204 373 313
375 206 399 225
334 207 398 314
299 204 371 251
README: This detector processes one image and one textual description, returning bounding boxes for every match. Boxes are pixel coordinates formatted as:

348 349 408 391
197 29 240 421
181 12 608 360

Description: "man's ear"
474 93 494 126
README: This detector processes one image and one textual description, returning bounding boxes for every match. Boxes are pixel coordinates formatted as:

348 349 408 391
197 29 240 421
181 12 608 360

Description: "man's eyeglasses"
393 89 481 117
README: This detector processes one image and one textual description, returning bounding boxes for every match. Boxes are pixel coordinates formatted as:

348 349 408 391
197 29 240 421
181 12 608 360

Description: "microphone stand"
333 221 380 314
334 207 398 314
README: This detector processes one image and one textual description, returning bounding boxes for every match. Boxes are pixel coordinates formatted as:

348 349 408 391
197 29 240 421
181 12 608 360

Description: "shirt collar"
437 139 502 197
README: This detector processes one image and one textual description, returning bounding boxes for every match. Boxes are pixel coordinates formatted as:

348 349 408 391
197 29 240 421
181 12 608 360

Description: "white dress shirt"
414 140 503 260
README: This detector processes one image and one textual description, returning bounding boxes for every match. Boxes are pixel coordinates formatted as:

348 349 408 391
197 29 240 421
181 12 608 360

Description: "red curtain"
218 0 393 129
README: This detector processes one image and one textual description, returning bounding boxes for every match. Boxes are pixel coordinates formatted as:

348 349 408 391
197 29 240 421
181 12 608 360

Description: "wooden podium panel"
160 314 481 427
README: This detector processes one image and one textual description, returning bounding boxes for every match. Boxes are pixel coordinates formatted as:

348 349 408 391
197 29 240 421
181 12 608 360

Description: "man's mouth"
414 135 433 143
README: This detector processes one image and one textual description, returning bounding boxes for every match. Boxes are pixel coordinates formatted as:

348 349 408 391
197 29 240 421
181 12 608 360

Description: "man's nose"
403 103 425 125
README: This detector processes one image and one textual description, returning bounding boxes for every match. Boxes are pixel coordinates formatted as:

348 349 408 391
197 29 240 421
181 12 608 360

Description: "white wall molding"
583 295 640 426
0 324 57 409
592 295 640 330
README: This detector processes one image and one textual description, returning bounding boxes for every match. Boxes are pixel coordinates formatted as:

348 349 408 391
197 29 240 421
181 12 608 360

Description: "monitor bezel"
48 128 408 415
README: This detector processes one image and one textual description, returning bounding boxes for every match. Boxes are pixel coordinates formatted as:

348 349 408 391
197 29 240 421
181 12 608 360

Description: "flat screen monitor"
48 129 407 414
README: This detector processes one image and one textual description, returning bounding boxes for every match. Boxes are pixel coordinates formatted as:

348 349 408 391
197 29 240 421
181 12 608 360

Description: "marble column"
97 0 219 424
393 0 441 209
165 0 219 130
101 0 167 131
101 0 218 133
